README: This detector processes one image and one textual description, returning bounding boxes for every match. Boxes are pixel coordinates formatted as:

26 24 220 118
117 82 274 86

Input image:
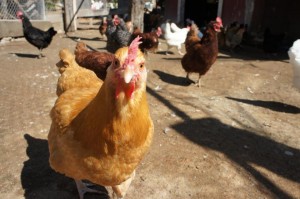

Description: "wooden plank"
77 8 110 17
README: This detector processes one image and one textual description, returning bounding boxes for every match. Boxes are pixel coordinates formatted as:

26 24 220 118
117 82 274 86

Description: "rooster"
288 39 300 91
74 42 115 80
48 36 153 199
106 15 131 53
130 26 162 54
181 17 223 87
16 11 57 58
161 22 190 55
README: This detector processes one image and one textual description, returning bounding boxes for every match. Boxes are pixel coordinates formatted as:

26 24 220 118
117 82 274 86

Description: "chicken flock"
17 10 300 199
17 13 224 198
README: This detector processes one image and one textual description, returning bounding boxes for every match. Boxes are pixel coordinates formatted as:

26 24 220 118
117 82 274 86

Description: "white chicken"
170 22 189 33
161 22 189 55
288 39 300 91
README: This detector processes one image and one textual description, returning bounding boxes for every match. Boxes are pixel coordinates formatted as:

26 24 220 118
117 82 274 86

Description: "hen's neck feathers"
22 17 33 29
71 74 149 152
200 26 218 45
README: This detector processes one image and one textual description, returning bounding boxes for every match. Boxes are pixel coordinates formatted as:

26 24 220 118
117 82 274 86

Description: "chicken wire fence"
76 0 110 17
0 0 45 20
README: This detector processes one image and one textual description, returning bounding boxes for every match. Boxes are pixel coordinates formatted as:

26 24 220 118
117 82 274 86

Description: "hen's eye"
113 60 119 68
140 64 144 69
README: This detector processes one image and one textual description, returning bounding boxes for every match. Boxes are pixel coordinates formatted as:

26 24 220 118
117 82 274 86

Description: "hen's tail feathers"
288 40 300 90
48 27 57 36
133 26 142 35
188 23 199 38
170 23 181 32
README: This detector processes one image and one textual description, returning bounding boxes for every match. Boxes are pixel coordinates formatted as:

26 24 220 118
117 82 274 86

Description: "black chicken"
16 11 57 58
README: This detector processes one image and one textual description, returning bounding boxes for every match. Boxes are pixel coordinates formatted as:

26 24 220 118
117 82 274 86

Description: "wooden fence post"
130 0 145 31
64 0 77 32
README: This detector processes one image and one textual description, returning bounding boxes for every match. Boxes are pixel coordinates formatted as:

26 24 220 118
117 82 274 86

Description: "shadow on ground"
147 86 300 199
218 47 289 62
153 70 193 86
21 134 109 199
226 97 300 114
11 53 39 59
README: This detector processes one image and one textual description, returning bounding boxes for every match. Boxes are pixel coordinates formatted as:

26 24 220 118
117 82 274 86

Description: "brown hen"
130 26 162 54
74 42 115 80
181 17 223 87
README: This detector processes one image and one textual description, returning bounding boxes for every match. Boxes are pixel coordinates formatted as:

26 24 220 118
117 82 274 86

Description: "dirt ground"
0 30 299 199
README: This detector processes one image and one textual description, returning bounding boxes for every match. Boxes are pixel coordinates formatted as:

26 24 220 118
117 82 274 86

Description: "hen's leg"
165 45 171 55
38 50 42 59
195 74 202 87
186 72 190 80
177 46 184 55
38 49 45 59
75 179 107 199
185 72 194 84
112 170 136 199
144 50 150 60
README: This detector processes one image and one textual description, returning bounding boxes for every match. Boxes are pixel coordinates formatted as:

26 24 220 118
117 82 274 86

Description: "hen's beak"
123 66 134 84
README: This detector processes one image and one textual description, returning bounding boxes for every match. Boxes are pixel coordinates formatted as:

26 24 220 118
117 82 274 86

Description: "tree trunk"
130 0 145 31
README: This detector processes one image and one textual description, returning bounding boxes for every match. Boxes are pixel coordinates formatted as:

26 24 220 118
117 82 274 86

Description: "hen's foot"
112 170 136 199
75 180 108 199
178 50 184 55
195 80 201 87
38 54 45 59
185 77 195 85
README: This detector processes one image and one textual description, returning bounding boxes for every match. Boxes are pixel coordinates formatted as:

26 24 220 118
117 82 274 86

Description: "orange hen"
48 36 153 199
55 48 102 96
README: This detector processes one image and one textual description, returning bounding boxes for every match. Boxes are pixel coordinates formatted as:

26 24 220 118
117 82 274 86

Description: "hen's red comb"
216 17 222 23
16 11 23 17
123 36 142 67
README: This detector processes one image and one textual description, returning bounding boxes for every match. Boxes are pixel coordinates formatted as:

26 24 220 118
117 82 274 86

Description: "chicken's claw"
178 50 184 55
75 180 108 199
112 170 136 199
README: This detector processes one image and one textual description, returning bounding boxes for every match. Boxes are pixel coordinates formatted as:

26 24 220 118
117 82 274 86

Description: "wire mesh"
76 0 110 17
45 0 63 12
0 0 45 20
